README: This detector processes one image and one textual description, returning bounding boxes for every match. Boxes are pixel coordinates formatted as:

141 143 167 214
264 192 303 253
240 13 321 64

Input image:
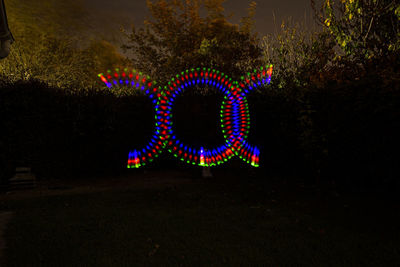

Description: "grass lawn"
0 169 399 266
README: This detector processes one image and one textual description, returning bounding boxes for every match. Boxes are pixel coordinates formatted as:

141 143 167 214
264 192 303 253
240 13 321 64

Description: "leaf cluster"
121 0 263 84
0 0 129 91
262 17 336 91
312 0 400 65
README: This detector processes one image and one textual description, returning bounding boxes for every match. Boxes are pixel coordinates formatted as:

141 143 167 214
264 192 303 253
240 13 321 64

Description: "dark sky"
83 0 321 44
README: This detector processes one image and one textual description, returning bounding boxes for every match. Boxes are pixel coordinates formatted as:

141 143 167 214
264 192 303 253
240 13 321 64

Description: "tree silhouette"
122 0 262 84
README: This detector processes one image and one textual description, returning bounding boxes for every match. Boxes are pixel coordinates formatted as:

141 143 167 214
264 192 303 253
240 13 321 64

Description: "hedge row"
0 77 399 193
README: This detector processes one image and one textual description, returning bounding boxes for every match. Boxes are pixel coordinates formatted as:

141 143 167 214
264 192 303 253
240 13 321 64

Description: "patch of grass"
1 171 399 266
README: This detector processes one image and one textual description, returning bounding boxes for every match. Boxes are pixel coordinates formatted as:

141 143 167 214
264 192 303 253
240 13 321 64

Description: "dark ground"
0 169 399 266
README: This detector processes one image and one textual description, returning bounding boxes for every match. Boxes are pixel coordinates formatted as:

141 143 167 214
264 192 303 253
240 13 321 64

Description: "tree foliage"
0 0 128 90
262 18 336 90
122 0 263 84
312 0 400 64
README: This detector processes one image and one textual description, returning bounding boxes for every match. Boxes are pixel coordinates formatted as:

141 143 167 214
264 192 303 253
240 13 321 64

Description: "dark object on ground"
7 167 36 192
0 0 14 59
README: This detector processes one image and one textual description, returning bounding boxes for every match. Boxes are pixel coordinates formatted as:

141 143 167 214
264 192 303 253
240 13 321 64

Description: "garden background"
0 0 399 194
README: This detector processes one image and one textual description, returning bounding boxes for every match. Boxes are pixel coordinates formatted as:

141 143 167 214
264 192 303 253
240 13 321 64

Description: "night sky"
83 0 321 45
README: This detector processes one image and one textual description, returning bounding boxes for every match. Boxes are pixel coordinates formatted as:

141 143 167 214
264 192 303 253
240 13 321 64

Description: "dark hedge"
0 77 399 194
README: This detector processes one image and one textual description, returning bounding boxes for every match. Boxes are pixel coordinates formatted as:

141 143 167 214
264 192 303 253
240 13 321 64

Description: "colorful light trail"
98 65 273 168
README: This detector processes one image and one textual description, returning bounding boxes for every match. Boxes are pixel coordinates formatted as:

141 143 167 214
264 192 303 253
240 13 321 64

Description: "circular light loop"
98 65 273 168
